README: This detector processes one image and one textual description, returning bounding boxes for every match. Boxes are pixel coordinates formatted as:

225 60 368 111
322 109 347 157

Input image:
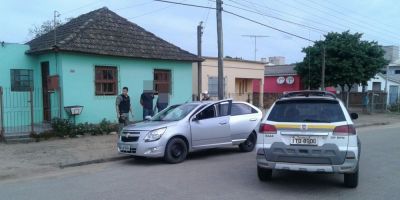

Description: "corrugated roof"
26 7 200 61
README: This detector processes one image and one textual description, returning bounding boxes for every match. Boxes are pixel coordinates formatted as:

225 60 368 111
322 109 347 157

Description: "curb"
59 155 132 169
355 122 390 128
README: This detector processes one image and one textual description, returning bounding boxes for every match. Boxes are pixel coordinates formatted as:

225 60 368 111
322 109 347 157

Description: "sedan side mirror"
350 113 358 120
145 116 152 121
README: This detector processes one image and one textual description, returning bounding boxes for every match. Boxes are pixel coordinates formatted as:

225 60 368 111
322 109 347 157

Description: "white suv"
256 91 360 188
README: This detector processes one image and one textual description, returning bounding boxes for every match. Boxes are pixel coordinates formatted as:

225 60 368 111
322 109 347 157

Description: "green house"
0 7 199 136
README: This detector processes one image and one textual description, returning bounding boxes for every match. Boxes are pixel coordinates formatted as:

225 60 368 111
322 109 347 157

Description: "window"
372 82 381 91
154 69 171 94
10 69 33 91
238 79 248 95
95 66 117 95
216 102 230 116
196 105 216 120
267 99 346 123
395 70 400 74
208 76 226 97
231 103 258 116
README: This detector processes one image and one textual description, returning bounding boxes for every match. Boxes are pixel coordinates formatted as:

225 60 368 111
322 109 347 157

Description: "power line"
61 0 105 15
314 0 399 37
224 9 315 42
114 1 154 11
294 0 400 42
273 0 398 44
154 0 315 42
153 0 215 10
127 0 188 19
235 0 344 32
224 0 327 33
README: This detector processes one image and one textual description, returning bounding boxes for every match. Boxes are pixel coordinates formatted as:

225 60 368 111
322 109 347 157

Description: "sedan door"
230 103 262 142
190 101 232 148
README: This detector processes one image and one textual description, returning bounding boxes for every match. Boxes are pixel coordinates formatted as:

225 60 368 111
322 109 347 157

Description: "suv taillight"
259 124 277 134
333 125 356 135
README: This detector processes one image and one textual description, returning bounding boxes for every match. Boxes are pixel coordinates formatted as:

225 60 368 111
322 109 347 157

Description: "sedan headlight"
144 127 167 142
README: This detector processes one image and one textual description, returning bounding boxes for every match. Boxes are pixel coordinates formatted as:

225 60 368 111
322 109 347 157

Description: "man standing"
156 92 169 112
140 90 154 120
116 87 133 129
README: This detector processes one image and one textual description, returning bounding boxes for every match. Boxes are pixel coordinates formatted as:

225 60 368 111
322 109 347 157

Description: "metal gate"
0 86 61 138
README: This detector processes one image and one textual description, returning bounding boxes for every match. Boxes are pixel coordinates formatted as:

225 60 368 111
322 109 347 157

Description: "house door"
389 85 399 105
41 62 51 121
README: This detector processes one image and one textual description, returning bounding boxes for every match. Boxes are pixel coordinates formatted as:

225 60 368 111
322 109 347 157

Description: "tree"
28 18 72 39
295 31 389 92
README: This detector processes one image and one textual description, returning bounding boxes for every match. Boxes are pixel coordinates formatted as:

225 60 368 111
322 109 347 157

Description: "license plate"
120 144 131 151
290 136 318 145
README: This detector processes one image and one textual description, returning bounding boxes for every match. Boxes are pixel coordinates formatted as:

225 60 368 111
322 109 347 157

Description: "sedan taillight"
259 124 277 134
333 125 356 135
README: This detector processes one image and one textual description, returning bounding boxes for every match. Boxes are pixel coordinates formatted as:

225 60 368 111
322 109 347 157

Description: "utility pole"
54 10 60 46
321 44 326 91
197 21 203 100
242 35 269 61
216 0 224 100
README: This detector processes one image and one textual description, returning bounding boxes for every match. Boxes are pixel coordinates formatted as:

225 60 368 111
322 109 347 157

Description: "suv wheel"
257 166 272 181
164 138 188 164
239 132 256 152
344 169 359 188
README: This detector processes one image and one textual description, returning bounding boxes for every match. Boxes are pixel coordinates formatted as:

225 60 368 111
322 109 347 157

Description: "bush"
33 118 120 139
51 118 74 137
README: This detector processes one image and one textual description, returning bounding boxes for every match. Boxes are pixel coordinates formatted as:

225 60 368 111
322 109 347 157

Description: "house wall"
0 43 41 129
193 58 264 105
264 75 302 93
60 53 193 123
0 44 63 130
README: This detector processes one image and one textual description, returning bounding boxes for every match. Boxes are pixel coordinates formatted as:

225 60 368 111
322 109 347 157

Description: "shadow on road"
120 147 245 166
257 171 346 190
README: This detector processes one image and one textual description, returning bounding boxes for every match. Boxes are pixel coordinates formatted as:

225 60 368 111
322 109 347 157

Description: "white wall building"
357 73 400 105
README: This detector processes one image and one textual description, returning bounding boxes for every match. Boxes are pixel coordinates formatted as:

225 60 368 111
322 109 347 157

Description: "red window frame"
95 66 118 95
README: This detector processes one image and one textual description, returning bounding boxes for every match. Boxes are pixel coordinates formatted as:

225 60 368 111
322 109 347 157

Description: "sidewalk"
0 113 399 181
354 113 400 128
0 134 128 181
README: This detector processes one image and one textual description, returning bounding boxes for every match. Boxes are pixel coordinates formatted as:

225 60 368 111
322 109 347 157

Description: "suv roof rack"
281 90 337 99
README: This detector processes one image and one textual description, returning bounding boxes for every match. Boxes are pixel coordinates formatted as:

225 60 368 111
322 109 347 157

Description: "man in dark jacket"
116 87 133 129
140 90 154 120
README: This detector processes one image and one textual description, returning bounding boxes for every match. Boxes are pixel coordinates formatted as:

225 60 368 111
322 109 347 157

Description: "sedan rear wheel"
164 138 188 164
239 132 256 152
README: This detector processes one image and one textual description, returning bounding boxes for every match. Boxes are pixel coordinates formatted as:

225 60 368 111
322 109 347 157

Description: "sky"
1 0 399 64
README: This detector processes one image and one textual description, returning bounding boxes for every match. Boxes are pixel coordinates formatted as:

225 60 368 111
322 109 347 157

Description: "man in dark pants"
116 87 133 131
140 90 154 120
156 92 169 112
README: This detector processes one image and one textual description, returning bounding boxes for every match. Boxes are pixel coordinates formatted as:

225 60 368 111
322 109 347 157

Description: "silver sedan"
117 99 262 163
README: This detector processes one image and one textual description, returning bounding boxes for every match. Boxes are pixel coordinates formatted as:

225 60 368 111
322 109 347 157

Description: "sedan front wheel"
164 138 188 164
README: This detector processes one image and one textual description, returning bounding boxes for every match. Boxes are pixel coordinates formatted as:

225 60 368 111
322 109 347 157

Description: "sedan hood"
123 120 178 131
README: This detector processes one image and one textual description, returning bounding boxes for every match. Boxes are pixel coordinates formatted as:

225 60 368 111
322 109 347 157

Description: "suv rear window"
267 99 346 123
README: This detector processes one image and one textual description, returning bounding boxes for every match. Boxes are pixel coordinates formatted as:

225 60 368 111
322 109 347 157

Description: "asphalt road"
1 123 400 200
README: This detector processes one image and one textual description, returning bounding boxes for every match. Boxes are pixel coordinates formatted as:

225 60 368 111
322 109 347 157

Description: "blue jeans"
143 108 154 120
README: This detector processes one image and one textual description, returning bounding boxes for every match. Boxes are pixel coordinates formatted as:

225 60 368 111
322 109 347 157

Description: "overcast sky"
1 0 399 63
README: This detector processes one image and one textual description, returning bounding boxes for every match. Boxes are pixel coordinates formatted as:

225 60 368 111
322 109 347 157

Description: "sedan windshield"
151 104 198 121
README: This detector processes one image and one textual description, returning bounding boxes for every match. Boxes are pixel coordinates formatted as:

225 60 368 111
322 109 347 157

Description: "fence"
190 91 390 113
338 91 387 113
0 86 61 137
